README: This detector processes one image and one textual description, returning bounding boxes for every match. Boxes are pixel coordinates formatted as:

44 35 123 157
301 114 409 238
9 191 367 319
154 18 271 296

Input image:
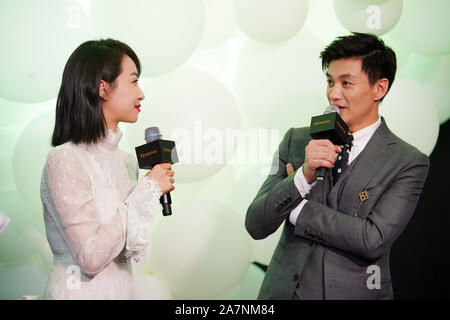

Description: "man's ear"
99 80 109 101
374 78 389 101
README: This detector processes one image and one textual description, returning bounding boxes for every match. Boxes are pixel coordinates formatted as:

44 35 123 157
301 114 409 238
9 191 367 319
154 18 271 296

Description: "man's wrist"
294 165 317 198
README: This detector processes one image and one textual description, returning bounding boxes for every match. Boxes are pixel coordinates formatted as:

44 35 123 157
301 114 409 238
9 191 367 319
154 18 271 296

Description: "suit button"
293 274 299 282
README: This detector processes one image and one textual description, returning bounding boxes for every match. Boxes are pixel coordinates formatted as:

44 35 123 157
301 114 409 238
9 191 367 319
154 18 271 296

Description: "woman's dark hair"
320 32 396 101
51 39 141 147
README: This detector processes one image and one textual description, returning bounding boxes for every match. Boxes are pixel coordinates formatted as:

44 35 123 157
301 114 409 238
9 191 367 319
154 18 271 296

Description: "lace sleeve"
44 145 126 276
124 176 162 263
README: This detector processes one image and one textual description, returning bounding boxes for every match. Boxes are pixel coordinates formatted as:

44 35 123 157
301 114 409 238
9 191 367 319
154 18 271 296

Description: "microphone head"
324 105 340 115
145 127 163 143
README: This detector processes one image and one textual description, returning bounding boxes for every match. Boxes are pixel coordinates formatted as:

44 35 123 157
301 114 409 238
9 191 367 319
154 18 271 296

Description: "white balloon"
12 110 54 217
184 44 230 78
200 0 236 49
422 55 450 124
233 0 309 44
0 264 47 300
134 274 173 300
0 203 44 266
148 199 252 299
0 127 22 193
389 0 450 56
380 78 440 156
303 0 349 45
399 54 450 124
0 0 92 103
228 263 265 300
90 0 204 77
380 34 411 70
334 0 403 36
236 31 327 134
125 69 241 183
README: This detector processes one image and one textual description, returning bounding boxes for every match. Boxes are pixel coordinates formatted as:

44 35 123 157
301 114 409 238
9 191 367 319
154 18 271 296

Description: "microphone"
309 105 350 180
135 127 179 216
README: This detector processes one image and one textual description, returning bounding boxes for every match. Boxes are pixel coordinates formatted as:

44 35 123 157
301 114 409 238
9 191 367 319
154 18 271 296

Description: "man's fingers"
286 163 295 176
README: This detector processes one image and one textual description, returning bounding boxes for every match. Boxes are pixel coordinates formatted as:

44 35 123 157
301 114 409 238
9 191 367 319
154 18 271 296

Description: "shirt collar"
351 116 381 149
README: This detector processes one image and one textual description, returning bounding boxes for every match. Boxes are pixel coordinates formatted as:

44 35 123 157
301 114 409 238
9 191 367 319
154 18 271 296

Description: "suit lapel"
327 117 397 212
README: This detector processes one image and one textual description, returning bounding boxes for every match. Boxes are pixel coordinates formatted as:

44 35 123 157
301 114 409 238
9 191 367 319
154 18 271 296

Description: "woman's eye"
343 81 351 86
327 80 333 86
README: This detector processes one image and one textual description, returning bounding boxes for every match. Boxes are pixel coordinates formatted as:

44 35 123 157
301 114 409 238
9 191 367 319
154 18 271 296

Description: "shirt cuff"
294 165 317 198
289 200 308 225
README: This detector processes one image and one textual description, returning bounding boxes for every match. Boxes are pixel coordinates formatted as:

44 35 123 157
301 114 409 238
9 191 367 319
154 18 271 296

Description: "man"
245 33 429 300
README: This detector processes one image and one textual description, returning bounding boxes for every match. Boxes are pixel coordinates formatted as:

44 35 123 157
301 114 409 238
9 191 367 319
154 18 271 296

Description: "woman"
40 39 174 299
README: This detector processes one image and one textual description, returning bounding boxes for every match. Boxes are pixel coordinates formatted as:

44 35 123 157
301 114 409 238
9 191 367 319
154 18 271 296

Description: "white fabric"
40 127 162 299
289 117 382 226
0 210 11 234
289 166 316 225
347 116 381 164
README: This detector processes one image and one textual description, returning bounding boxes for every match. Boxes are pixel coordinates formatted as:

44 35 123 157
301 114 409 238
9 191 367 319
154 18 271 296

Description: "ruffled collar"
96 127 123 151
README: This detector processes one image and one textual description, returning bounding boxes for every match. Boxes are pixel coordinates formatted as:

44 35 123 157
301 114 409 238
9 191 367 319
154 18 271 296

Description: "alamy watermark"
170 121 281 175
366 265 381 290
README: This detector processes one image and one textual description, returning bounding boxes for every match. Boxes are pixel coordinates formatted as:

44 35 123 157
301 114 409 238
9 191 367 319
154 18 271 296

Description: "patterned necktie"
332 134 354 185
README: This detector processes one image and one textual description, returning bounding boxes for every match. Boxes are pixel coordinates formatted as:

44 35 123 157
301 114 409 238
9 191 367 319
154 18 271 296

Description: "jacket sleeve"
245 128 305 240
294 152 430 261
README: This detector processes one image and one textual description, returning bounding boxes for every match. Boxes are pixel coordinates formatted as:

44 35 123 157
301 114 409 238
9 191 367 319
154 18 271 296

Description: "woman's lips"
135 104 141 112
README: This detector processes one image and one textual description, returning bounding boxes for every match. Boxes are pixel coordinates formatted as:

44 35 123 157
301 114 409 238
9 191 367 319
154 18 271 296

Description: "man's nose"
329 85 342 102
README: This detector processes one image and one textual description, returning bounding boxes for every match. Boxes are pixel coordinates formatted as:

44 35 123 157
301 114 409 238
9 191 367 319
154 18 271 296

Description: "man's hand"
303 140 341 184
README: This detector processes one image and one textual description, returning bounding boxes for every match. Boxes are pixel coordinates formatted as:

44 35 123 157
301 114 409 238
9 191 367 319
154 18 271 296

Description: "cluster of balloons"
0 0 448 299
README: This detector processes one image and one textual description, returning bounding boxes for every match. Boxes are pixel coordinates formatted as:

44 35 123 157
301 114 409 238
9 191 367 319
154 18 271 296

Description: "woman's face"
100 55 145 130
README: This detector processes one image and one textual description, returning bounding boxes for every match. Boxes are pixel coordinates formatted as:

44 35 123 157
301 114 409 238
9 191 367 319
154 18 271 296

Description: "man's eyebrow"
326 72 356 79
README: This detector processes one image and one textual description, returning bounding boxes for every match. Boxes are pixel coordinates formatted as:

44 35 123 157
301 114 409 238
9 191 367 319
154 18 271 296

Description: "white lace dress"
40 128 162 299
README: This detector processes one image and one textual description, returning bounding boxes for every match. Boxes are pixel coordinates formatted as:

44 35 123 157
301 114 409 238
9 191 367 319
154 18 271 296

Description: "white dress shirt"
289 116 382 225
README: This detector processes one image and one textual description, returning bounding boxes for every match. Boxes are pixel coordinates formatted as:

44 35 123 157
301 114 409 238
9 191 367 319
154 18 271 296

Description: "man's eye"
327 80 333 86
133 79 139 83
343 81 351 86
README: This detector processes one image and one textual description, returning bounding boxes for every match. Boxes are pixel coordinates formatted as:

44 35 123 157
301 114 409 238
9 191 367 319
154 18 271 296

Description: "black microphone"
309 105 350 181
135 127 179 216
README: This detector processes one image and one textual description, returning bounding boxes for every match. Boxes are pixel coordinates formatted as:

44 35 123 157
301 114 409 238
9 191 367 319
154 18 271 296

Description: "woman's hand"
145 163 175 194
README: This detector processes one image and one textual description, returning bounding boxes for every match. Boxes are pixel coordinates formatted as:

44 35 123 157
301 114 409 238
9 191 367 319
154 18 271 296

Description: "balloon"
12 110 54 217
0 264 47 300
389 0 450 56
148 199 252 299
229 263 265 299
233 0 309 44
236 31 327 134
125 69 241 183
380 78 440 156
0 203 44 267
134 273 173 300
90 0 204 77
334 0 403 36
200 0 236 49
303 0 349 45
398 54 450 124
0 0 92 103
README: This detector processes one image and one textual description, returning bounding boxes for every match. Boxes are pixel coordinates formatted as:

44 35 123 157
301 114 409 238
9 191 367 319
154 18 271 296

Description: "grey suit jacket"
245 117 430 300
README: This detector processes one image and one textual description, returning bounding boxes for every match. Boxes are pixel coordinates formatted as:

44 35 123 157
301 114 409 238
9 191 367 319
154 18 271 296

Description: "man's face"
326 58 381 133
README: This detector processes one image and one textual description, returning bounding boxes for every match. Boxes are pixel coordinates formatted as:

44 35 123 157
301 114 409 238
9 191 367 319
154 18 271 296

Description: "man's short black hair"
320 32 396 101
